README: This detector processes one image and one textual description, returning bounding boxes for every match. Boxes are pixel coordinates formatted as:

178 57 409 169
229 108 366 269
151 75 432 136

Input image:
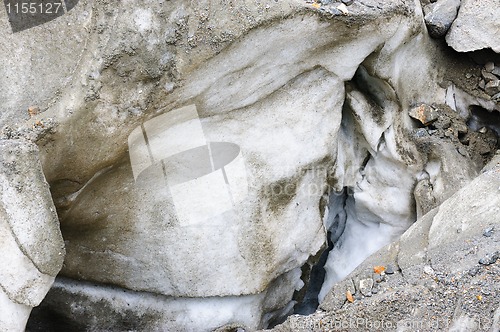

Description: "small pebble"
28 106 40 117
482 70 498 82
385 265 395 275
478 251 499 266
492 66 500 76
342 0 354 5
483 227 494 237
415 128 428 137
465 73 472 79
468 266 480 277
423 265 435 275
457 147 468 156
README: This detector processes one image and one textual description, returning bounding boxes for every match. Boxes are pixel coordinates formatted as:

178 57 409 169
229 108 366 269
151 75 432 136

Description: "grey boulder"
446 0 500 52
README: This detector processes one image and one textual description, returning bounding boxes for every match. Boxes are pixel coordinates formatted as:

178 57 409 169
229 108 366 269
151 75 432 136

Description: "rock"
342 0 354 5
481 70 498 82
358 278 374 296
468 266 480 277
492 66 500 77
485 79 500 96
485 62 495 72
492 92 500 102
478 252 499 266
414 128 429 137
409 104 439 125
373 273 383 283
483 227 494 237
336 3 349 15
0 140 65 331
446 0 500 52
385 265 395 275
423 0 461 38
27 106 39 117
423 265 435 275
457 146 468 156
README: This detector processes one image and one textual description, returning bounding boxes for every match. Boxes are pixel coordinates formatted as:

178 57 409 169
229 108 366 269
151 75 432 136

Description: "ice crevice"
22 1 500 330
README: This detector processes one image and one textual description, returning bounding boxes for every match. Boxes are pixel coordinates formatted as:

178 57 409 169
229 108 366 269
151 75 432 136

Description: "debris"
478 251 499 265
484 62 495 72
311 2 321 8
373 266 385 274
485 79 500 95
492 92 500 102
337 3 349 15
33 120 44 129
359 278 374 296
492 66 500 77
415 128 428 137
483 227 494 237
457 147 468 157
423 265 435 275
28 106 40 117
409 104 438 126
481 70 498 82
385 265 395 275
346 290 354 303
341 0 354 5
468 266 480 277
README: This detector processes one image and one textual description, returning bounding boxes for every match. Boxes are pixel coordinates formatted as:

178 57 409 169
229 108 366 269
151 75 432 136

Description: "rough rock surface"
0 140 65 331
269 152 500 332
446 0 500 52
423 0 461 38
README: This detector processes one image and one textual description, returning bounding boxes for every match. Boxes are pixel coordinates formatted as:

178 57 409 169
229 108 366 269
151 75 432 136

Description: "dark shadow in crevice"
292 232 333 316
26 307 86 332
291 187 351 316
467 105 500 138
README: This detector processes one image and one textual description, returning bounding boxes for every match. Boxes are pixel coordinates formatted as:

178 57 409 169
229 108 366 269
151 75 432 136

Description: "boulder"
0 140 65 331
446 0 500 52
423 0 461 38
